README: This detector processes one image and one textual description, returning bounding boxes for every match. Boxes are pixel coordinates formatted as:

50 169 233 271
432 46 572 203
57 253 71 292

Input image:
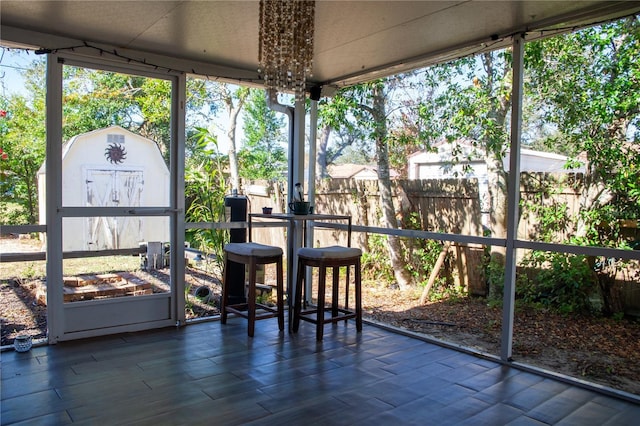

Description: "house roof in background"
327 164 372 179
327 163 400 179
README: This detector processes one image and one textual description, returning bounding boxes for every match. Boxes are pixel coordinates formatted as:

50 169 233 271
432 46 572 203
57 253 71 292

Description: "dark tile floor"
2 318 639 425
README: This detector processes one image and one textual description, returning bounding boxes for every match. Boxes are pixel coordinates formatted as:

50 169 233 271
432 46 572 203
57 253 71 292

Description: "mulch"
1 279 48 346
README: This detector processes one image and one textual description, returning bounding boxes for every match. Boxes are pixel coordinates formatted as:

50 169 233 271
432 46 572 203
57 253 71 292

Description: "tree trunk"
371 83 413 290
316 125 331 178
486 152 508 298
19 160 38 224
225 92 247 192
482 52 511 298
575 175 614 238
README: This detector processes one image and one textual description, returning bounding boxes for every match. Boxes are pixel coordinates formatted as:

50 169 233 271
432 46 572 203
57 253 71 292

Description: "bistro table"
248 212 352 328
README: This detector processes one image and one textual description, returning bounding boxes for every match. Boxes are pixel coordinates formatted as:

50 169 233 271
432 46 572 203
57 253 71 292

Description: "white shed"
408 139 585 225
408 139 584 181
38 126 170 251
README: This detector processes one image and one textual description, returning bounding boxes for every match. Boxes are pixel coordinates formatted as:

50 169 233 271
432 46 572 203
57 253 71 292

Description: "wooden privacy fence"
245 173 593 245
245 177 486 294
246 177 483 245
242 174 639 308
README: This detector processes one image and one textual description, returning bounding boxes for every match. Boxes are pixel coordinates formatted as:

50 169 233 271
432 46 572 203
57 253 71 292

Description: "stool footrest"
297 308 357 325
225 303 280 320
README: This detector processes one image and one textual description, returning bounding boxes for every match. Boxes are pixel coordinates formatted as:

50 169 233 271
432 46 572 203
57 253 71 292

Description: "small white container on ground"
14 335 33 352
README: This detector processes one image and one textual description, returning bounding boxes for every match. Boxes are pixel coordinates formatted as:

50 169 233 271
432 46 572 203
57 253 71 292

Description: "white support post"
305 98 319 301
45 54 64 343
307 99 318 216
172 73 187 326
291 98 307 302
292 98 306 194
501 33 525 361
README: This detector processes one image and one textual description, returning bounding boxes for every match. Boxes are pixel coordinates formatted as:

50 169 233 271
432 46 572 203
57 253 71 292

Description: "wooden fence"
242 174 639 311
247 177 483 246
247 173 600 244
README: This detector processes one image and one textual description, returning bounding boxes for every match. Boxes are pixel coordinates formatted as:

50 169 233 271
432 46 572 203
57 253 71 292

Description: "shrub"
361 233 395 283
0 201 31 225
518 250 595 314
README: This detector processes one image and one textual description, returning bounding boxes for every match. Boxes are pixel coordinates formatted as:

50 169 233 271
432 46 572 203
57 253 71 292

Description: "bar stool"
292 245 363 340
221 242 284 337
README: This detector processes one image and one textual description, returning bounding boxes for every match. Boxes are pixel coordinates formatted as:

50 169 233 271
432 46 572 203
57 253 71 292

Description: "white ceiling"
2 1 639 94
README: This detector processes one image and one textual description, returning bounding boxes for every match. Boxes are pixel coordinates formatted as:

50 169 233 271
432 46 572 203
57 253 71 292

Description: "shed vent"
107 134 125 144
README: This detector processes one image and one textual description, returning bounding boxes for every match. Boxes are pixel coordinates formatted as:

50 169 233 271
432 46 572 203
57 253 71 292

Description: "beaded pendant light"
258 0 315 101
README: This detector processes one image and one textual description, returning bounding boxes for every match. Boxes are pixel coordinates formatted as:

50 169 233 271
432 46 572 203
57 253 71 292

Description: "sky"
0 48 34 97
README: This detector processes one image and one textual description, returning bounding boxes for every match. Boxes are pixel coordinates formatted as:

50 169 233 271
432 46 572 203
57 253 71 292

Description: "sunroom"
2 1 640 424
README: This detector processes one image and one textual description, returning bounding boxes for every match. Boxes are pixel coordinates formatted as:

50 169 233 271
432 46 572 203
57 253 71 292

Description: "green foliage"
612 311 625 322
484 258 505 301
318 87 373 163
519 184 632 316
405 239 443 282
417 52 513 301
397 212 468 299
518 251 595 314
526 17 640 218
184 128 229 269
0 202 30 224
419 53 511 157
0 90 46 224
360 233 395 283
239 89 287 180
62 66 173 159
401 213 447 293
520 180 572 243
22 263 37 280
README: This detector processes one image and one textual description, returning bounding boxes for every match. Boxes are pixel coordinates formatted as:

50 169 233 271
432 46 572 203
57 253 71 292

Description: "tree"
416 52 512 296
526 17 640 237
63 66 173 158
524 17 640 314
315 124 332 178
316 95 369 178
63 67 218 162
0 94 45 223
323 79 416 289
184 128 229 265
215 84 249 191
239 89 287 180
0 56 46 224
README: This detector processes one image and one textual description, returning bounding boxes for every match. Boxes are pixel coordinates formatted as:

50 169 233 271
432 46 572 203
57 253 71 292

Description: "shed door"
85 169 144 250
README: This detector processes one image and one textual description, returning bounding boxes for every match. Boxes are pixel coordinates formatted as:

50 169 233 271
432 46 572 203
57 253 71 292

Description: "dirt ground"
2 236 640 396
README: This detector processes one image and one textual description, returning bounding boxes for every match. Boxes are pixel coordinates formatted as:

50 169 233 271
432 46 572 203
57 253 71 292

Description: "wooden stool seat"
292 245 363 340
221 242 285 337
